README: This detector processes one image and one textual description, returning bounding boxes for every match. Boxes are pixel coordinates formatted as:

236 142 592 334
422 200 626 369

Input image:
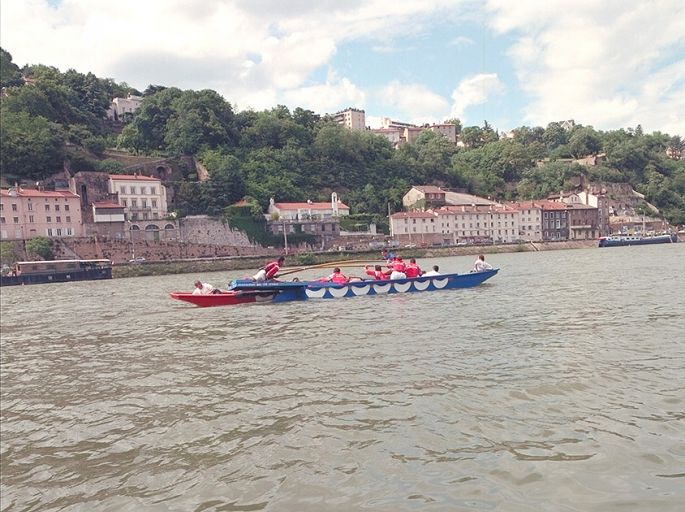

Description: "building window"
152 199 157 208
131 187 137 195
13 217 19 224
47 216 52 223
65 205 70 211
151 187 156 195
0 217 4 223
142 199 147 208
67 228 73 235
131 199 138 207
29 216 34 223
56 216 61 223
55 205 60 211
0 204 3 211
66 216 71 223
47 228 52 236
141 187 147 195
12 204 17 211
122 199 128 207
28 202 33 211
56 228 62 236
45 204 50 211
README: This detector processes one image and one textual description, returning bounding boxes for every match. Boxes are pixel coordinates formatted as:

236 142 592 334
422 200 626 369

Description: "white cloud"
377 81 450 124
485 0 685 134
450 73 505 120
0 0 467 116
449 36 475 47
282 71 366 114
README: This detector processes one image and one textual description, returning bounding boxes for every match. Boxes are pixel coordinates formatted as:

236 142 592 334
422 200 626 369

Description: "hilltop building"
106 94 143 121
331 108 366 130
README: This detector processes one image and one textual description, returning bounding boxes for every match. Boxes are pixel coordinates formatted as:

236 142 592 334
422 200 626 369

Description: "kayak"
170 269 498 307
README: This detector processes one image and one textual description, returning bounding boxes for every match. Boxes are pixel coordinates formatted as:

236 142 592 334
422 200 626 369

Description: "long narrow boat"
170 269 498 307
598 233 677 247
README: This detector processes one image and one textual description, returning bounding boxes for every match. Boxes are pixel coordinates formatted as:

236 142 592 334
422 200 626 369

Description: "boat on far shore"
598 233 677 248
0 259 112 286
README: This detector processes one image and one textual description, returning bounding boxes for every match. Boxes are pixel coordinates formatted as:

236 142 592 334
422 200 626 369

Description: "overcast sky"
2 0 684 134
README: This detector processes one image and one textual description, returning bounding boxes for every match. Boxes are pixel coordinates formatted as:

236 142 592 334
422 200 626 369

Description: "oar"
279 260 383 277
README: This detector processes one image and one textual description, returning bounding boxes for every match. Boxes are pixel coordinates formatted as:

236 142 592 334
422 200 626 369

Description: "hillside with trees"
1 47 684 227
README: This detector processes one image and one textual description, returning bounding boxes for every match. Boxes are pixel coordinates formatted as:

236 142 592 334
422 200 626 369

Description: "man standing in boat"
252 256 285 282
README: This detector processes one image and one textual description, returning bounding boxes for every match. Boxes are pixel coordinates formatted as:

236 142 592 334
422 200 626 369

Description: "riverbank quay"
112 239 596 279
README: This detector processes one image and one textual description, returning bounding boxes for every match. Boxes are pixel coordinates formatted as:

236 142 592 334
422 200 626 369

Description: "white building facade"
108 174 168 221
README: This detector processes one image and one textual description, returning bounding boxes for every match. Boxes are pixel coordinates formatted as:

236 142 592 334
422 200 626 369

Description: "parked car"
129 257 146 264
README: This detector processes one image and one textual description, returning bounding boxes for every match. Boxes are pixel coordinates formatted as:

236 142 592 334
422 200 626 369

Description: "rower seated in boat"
404 258 422 278
423 265 440 276
472 254 493 272
365 264 388 280
252 256 285 282
388 256 407 280
193 281 220 295
326 267 349 284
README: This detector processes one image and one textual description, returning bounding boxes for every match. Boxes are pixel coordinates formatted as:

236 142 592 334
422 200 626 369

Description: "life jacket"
264 260 280 279
404 263 421 278
392 260 406 272
330 272 348 284
366 269 386 280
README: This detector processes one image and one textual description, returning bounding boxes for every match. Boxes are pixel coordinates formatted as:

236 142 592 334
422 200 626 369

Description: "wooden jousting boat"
170 269 499 307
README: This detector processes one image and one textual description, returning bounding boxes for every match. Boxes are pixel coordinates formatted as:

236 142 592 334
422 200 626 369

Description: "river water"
1 245 684 511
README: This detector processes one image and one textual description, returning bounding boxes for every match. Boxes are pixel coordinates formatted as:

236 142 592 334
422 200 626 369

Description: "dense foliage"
1 47 684 226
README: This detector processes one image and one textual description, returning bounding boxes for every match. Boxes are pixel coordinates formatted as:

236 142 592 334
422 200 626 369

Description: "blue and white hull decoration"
228 269 498 303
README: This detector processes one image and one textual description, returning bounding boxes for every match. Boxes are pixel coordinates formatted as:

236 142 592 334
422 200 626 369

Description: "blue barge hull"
598 234 677 247
227 269 499 303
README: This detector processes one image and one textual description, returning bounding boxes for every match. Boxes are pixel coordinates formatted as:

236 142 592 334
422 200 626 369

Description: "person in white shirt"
472 254 493 272
423 265 441 276
192 280 216 295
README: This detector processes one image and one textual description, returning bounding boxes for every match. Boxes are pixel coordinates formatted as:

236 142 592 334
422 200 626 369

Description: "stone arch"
164 224 175 230
145 224 160 231
130 224 141 230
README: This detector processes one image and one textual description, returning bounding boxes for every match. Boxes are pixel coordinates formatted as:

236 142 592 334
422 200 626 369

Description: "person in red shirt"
389 256 407 279
404 258 422 278
252 256 285 281
365 264 388 280
327 267 348 284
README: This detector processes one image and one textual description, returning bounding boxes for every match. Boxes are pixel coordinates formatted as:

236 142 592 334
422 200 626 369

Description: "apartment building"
390 205 520 246
508 201 543 241
331 108 366 130
0 187 83 240
539 201 569 240
108 174 168 221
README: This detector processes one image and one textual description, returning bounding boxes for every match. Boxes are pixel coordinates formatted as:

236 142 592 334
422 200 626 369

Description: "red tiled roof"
92 201 124 209
1 188 79 198
274 202 350 210
413 185 444 194
439 204 517 214
109 174 160 181
390 211 436 219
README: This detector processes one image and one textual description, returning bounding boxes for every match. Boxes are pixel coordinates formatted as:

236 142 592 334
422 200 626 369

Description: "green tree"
0 48 23 87
568 126 602 158
25 237 54 260
0 110 65 179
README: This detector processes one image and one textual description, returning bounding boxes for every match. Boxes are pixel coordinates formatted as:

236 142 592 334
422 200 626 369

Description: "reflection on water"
1 245 684 511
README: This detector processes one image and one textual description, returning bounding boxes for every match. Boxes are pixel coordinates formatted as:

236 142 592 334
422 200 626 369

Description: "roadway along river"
1 245 684 511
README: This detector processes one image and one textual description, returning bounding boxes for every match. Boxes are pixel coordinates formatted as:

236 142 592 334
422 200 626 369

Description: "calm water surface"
1 246 684 511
